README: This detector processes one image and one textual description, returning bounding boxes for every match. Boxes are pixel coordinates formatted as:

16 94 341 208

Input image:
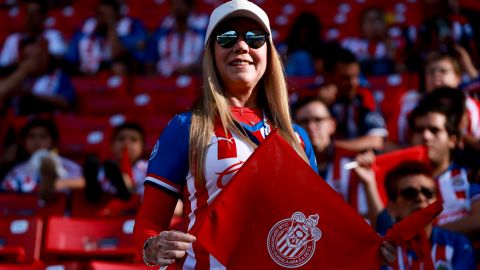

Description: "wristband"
143 235 158 267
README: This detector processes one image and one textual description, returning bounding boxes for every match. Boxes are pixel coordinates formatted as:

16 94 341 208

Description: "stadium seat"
57 126 110 162
0 193 68 218
44 217 138 262
0 217 43 263
89 261 152 270
72 74 129 97
0 262 44 270
131 75 200 94
70 190 141 218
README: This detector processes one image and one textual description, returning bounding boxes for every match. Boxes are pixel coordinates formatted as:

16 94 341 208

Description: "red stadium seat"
131 75 200 94
0 193 68 218
56 121 111 162
89 261 152 270
44 217 138 262
0 262 44 270
0 217 43 263
72 74 129 97
70 190 141 218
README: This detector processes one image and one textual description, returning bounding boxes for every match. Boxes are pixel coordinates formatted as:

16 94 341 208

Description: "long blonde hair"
189 37 309 183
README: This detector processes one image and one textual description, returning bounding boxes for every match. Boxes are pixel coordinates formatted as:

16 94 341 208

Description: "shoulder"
293 124 308 141
431 226 473 248
167 112 192 130
4 161 32 180
356 87 376 111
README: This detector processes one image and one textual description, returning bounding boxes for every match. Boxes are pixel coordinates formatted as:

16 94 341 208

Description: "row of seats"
2 0 478 44
0 192 184 268
0 261 152 270
0 216 136 264
0 192 141 218
1 72 421 163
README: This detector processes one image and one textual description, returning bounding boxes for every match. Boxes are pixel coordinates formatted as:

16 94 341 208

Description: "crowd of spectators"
1 0 480 268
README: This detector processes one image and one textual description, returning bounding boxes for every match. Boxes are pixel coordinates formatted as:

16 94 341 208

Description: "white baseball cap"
204 0 271 46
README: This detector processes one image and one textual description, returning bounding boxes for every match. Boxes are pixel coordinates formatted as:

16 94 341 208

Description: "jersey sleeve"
144 113 191 197
293 124 319 174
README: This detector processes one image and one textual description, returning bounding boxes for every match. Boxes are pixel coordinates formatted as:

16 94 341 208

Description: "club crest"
267 212 322 268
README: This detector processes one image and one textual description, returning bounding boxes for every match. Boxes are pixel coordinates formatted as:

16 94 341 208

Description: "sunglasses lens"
421 187 434 199
245 31 267 49
216 30 238 48
400 187 418 200
399 187 435 200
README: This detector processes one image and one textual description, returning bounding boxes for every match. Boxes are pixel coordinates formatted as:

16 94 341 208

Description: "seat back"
0 193 67 218
89 261 153 270
0 217 43 263
44 217 137 262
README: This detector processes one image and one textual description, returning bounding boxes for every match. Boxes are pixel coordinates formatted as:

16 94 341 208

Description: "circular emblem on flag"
267 212 322 268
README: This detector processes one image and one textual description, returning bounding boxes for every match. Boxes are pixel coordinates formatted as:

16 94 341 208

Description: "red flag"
373 146 429 204
191 131 440 269
349 146 429 211
190 132 362 268
385 202 442 270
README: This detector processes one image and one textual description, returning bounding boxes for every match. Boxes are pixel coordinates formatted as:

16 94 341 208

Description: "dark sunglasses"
398 186 435 200
216 30 269 49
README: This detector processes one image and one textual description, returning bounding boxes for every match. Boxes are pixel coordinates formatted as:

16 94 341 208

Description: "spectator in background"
0 36 76 116
293 97 336 179
326 48 388 152
64 0 148 75
1 118 84 201
148 0 207 77
354 159 476 269
0 0 66 69
388 51 480 148
405 0 478 72
408 95 480 237
83 122 148 203
284 12 326 76
293 96 371 217
341 6 404 75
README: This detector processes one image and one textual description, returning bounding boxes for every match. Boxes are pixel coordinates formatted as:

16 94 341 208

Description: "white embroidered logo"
267 212 322 268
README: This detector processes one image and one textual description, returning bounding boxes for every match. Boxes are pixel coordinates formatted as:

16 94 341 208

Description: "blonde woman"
134 1 392 268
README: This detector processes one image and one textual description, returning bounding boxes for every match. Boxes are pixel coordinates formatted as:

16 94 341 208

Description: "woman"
134 1 394 268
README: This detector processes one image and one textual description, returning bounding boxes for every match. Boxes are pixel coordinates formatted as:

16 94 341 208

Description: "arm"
55 177 85 190
335 134 384 152
0 65 29 101
353 151 385 228
454 45 478 80
133 185 195 267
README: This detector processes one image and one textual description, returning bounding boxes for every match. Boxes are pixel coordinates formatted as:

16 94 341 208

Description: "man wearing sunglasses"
354 160 475 269
408 93 480 239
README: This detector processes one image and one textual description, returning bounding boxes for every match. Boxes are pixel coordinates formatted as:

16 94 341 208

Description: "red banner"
191 131 441 269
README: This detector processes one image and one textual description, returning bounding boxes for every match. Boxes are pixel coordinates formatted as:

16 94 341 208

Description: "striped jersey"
145 111 317 269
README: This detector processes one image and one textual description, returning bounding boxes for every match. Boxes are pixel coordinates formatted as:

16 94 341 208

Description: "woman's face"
214 18 268 97
424 59 461 92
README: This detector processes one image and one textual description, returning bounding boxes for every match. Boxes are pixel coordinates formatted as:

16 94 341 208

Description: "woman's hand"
380 241 396 265
144 231 196 267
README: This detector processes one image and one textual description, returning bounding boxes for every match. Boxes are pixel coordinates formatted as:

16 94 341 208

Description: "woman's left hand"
380 241 396 265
